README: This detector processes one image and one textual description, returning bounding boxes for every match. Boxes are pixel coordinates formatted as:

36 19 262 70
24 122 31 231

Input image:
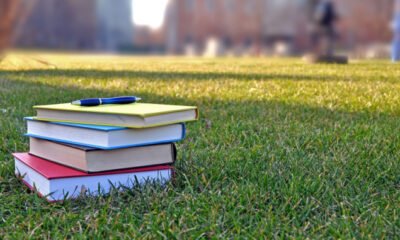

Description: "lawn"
0 52 399 238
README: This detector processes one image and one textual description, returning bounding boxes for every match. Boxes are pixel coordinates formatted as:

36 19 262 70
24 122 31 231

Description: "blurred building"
134 26 166 53
96 0 133 50
164 0 306 55
262 0 308 55
15 0 133 51
12 0 397 56
335 0 393 48
160 0 395 56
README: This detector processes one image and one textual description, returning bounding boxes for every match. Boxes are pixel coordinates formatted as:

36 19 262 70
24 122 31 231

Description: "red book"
13 153 173 201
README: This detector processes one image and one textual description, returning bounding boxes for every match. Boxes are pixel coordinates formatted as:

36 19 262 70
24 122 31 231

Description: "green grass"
0 52 399 238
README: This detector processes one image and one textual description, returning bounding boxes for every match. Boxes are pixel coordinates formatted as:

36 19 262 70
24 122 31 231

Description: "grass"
0 52 399 238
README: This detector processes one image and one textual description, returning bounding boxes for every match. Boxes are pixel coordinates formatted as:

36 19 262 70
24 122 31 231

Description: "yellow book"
34 103 198 128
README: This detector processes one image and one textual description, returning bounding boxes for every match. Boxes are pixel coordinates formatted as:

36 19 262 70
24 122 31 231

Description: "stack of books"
13 102 198 201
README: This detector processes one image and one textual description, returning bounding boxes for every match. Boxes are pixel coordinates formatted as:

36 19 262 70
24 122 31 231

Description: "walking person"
312 0 338 57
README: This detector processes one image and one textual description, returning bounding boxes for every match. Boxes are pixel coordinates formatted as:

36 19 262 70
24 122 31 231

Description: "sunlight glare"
132 0 169 29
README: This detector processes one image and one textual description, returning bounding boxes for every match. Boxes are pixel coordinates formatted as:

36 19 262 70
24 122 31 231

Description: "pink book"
13 153 173 201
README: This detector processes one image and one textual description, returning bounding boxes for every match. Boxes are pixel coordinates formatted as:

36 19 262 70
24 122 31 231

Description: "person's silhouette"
312 0 338 56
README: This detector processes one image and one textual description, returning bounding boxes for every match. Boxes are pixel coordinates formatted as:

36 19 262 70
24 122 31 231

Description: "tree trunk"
0 0 21 57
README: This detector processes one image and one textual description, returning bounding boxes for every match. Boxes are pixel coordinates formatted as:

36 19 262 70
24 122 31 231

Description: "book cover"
13 152 172 179
25 117 186 149
33 102 198 128
34 102 197 117
29 138 177 172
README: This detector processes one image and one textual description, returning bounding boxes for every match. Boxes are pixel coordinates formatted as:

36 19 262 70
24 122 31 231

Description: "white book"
25 117 185 150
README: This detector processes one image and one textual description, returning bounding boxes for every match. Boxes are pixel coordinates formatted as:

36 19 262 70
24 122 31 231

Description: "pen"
71 96 141 106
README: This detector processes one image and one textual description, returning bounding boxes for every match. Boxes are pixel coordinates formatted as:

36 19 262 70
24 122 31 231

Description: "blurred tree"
0 0 21 58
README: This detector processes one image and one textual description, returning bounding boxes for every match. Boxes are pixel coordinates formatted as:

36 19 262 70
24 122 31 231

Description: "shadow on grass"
0 69 338 82
1 75 400 239
1 76 399 181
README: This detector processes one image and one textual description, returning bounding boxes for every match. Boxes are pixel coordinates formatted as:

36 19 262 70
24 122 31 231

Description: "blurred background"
0 0 396 59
